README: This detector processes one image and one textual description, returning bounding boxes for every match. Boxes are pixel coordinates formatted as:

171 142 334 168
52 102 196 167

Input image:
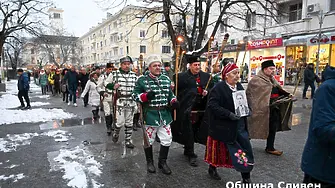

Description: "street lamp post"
316 10 324 76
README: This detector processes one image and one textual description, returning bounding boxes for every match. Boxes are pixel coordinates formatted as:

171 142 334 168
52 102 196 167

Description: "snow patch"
51 146 103 188
36 95 50 99
4 164 20 169
0 108 75 125
0 130 71 152
0 94 21 109
42 130 70 142
31 102 51 107
0 173 25 182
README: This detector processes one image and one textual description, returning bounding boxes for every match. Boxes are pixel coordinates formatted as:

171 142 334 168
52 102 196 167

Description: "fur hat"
106 63 113 68
261 60 275 70
146 55 161 67
120 56 133 64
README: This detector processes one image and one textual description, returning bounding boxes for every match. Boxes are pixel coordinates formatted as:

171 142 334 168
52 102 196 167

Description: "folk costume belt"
147 106 169 110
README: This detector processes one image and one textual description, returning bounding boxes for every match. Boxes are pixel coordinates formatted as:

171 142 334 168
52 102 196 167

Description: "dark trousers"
303 82 315 98
18 90 30 107
41 85 47 95
83 93 89 105
54 83 61 95
266 107 280 150
303 174 335 188
68 85 77 104
63 92 69 103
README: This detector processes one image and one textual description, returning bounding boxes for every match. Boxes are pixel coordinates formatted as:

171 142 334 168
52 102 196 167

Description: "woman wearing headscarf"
204 63 254 183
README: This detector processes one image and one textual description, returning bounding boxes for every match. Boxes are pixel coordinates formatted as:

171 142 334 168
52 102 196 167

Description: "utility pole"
316 10 324 76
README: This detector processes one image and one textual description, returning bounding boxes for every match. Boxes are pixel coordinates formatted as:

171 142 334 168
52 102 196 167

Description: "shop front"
307 32 335 73
248 38 286 85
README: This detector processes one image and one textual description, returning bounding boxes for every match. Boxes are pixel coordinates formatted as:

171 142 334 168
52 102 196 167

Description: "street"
0 80 313 188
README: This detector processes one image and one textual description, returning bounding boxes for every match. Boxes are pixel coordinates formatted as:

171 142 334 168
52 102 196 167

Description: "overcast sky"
53 0 146 37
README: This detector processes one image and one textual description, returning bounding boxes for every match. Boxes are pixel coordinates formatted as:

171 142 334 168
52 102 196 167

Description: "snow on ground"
0 94 50 109
36 95 50 99
0 108 75 125
0 130 72 153
52 146 103 188
4 164 20 169
2 80 18 95
0 173 25 183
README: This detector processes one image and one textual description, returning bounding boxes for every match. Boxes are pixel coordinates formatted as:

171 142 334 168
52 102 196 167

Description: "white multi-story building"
47 7 64 35
78 5 174 66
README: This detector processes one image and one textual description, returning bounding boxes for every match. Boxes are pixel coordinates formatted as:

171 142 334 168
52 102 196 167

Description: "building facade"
78 5 174 66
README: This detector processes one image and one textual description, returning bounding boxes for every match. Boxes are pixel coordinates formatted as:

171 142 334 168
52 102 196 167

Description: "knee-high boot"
105 115 112 135
144 146 156 173
158 145 172 175
133 113 140 131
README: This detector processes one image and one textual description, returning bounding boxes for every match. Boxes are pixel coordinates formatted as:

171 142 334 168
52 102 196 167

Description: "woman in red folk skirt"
204 63 254 183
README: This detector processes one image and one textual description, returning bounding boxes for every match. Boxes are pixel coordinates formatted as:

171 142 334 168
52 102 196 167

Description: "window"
162 46 171 54
246 11 256 28
113 35 118 42
140 30 146 38
161 30 168 38
289 3 302 22
100 41 103 47
113 22 117 28
103 28 106 34
220 18 228 33
140 45 146 53
113 47 118 56
126 46 129 54
108 25 111 33
119 18 122 27
53 13 61 19
119 33 123 41
105 40 107 46
230 39 235 45
120 48 123 56
331 0 335 11
31 49 35 54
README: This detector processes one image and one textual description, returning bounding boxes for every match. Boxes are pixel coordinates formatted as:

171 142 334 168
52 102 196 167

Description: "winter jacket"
39 73 48 86
78 73 89 88
53 73 61 85
48 72 55 85
18 72 30 91
64 70 79 91
304 67 316 84
301 66 335 184
81 78 100 106
207 81 248 143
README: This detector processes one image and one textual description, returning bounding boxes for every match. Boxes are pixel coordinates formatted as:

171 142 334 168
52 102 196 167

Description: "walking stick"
174 43 181 121
234 42 243 64
205 36 214 72
204 33 230 91
281 67 304 125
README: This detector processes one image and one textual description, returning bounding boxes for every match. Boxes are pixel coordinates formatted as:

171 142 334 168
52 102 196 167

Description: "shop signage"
250 54 285 62
307 33 335 46
247 38 283 50
222 44 246 53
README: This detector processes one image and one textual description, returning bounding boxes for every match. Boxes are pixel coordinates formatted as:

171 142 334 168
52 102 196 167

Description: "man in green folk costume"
132 55 180 175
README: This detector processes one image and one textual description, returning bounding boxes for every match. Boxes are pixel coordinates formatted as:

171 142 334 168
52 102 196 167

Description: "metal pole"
316 10 323 76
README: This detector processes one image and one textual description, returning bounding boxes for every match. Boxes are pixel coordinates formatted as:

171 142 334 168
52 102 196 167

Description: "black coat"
304 67 316 84
171 70 213 145
78 73 89 88
207 81 248 143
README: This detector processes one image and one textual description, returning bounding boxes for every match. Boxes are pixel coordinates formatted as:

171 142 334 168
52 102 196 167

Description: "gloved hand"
170 100 180 109
146 91 156 101
99 91 105 96
228 112 240 121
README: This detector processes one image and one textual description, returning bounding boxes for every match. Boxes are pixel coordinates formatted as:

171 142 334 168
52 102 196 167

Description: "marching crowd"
15 54 335 187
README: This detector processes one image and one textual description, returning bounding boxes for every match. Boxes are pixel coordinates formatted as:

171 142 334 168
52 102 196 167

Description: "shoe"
158 145 172 175
125 141 135 149
303 97 308 99
208 165 221 180
144 146 156 173
112 133 119 143
20 105 25 110
188 155 198 167
73 103 77 107
24 106 31 110
242 178 252 183
265 149 283 156
84 104 87 107
67 102 71 106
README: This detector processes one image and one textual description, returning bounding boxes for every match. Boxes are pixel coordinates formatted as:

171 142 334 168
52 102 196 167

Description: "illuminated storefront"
307 32 335 71
248 38 286 85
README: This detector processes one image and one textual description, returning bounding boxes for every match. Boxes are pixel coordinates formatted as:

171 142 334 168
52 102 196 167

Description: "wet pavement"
0 83 315 188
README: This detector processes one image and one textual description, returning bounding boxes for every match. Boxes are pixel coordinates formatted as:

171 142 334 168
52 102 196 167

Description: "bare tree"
100 0 280 70
0 0 51 69
5 37 26 70
34 34 80 68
